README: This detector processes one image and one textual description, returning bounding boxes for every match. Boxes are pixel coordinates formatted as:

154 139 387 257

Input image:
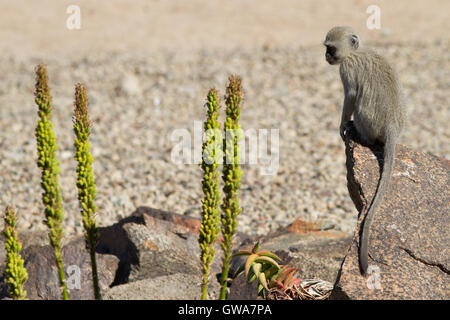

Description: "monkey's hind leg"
356 128 376 147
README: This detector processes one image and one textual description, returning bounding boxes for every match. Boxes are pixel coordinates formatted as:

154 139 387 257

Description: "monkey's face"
324 26 360 65
325 44 339 65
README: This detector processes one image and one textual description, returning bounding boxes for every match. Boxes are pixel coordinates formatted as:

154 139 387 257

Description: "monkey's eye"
326 45 336 56
350 35 359 49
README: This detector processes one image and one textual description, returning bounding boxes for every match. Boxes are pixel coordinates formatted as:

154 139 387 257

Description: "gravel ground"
0 41 448 237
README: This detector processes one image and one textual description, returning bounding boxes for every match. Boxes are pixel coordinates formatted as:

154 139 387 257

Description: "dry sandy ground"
1 0 449 57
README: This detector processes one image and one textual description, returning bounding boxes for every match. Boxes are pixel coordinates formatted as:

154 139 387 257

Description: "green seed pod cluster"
2 207 28 300
73 83 101 299
34 64 68 300
199 88 222 300
219 75 243 300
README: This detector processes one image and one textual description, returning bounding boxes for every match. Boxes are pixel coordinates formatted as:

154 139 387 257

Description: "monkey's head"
324 26 359 65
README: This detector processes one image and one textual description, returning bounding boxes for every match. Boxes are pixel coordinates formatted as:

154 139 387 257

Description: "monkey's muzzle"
326 54 337 65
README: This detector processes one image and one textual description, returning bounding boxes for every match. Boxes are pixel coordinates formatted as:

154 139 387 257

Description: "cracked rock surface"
331 124 449 300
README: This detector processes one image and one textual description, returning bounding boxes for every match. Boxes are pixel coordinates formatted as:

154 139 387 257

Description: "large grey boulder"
331 124 450 300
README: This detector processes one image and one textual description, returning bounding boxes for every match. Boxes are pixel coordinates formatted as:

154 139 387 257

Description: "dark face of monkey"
325 44 338 64
324 26 359 65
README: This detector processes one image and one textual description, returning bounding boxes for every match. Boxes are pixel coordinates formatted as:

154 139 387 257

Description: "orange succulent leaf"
283 269 297 287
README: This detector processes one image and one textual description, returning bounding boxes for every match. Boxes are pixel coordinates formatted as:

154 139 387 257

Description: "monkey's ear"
350 35 359 50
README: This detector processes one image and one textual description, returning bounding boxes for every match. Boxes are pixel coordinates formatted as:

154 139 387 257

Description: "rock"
103 273 202 300
1 208 352 300
133 206 252 242
117 74 142 97
1 237 119 300
331 124 450 300
228 219 351 300
98 208 203 283
132 206 203 235
2 208 234 300
123 216 201 281
99 207 243 299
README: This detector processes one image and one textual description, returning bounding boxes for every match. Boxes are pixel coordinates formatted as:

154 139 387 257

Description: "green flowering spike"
73 83 101 300
199 88 222 300
2 207 28 300
219 75 243 300
34 64 68 300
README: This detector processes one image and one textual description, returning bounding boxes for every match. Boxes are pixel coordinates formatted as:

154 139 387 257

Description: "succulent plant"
232 241 283 298
229 241 333 300
34 64 68 300
219 75 244 300
199 88 222 300
73 83 101 299
268 266 302 291
2 207 28 300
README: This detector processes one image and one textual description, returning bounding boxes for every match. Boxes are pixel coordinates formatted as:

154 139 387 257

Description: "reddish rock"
286 218 347 239
132 206 202 235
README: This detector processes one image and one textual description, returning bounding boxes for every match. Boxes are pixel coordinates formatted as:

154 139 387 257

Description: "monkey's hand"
339 123 347 141
340 121 354 142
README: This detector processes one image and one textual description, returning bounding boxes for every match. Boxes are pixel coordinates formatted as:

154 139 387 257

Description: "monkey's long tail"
359 134 397 276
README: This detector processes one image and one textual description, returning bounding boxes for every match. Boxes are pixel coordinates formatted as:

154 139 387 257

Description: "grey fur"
324 26 406 275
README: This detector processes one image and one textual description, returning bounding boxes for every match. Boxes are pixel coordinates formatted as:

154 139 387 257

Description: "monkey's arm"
340 87 356 141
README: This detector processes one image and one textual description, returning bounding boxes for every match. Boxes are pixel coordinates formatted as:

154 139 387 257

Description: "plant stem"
34 64 68 300
2 206 28 300
73 83 101 300
219 75 243 300
199 88 222 300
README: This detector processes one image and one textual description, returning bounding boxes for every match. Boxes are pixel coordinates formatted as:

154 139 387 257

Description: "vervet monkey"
324 26 406 275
